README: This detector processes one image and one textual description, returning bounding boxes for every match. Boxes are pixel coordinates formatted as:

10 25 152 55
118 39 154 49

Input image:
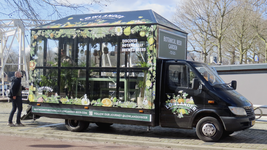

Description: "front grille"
244 106 254 116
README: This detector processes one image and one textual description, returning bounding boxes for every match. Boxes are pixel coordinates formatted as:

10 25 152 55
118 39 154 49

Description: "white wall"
220 73 267 114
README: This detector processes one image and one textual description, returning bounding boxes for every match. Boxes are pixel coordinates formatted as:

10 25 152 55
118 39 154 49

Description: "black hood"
213 85 251 107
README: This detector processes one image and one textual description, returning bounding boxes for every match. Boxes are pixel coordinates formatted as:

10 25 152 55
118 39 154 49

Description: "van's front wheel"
65 119 89 132
196 117 223 142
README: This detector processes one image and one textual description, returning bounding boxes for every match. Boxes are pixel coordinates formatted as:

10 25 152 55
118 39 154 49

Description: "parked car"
0 84 9 96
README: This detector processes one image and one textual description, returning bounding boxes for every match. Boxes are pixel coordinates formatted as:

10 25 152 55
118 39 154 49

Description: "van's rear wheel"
196 117 223 142
65 119 89 132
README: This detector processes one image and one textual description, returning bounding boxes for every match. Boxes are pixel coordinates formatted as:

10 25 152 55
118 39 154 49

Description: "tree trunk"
218 40 222 64
244 51 248 64
230 48 235 64
239 54 243 64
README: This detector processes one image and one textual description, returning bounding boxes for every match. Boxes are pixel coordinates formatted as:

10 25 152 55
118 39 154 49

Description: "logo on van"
165 91 197 118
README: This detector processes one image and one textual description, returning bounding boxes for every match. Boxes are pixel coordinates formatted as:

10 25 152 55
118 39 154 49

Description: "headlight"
228 106 247 116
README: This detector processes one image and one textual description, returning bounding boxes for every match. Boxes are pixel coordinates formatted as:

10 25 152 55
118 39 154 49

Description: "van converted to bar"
26 10 255 142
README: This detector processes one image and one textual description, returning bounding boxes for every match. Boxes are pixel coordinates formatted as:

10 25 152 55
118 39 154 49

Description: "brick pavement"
0 102 267 150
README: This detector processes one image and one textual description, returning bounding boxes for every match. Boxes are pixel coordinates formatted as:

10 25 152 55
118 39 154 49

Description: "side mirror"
192 78 200 90
231 80 237 90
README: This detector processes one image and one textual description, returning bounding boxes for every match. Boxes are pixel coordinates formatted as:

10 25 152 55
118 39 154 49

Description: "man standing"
8 71 28 127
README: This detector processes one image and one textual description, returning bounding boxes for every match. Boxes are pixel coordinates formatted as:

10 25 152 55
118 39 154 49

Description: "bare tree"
225 0 258 64
175 0 237 64
249 39 265 63
0 0 110 25
174 0 216 63
251 0 267 63
175 0 267 65
4 49 20 74
207 0 237 64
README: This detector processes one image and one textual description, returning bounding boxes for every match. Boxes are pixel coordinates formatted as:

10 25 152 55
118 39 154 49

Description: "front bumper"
221 115 255 131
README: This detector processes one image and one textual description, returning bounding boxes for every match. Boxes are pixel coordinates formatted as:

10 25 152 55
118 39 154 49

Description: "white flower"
115 26 122 36
143 98 148 105
81 98 90 105
81 94 90 105
32 55 38 59
183 93 188 98
38 86 53 92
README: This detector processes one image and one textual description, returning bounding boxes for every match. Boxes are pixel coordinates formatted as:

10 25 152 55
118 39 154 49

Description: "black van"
25 10 255 142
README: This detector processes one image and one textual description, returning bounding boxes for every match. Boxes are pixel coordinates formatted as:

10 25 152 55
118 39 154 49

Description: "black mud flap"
21 105 40 120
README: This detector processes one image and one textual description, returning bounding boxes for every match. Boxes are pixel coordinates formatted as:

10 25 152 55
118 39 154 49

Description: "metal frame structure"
0 19 51 97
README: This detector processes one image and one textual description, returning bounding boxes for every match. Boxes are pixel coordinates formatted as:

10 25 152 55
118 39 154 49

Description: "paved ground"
1 102 267 150
0 134 174 150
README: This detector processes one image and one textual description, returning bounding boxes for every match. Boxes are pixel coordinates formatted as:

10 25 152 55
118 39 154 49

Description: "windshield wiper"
213 83 233 90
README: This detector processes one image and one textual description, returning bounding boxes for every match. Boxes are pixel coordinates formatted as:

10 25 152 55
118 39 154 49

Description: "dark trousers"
8 96 23 124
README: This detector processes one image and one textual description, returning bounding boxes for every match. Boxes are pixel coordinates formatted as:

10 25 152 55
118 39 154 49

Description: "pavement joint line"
18 123 64 131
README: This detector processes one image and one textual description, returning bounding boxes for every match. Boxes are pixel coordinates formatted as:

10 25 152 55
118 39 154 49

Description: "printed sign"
121 39 146 52
32 106 151 122
158 29 186 59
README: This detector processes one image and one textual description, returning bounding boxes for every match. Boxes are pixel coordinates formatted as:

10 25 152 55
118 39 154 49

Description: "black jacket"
9 77 26 97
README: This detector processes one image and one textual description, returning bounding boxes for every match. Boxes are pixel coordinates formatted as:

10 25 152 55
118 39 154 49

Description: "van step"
21 105 40 120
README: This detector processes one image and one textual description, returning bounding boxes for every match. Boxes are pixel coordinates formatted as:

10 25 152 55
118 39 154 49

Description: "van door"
160 62 205 128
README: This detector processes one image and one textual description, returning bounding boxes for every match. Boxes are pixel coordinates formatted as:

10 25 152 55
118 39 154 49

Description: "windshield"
191 63 226 86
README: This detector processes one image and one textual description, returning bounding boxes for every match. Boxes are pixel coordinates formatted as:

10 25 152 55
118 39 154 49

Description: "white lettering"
170 51 176 55
122 39 138 43
164 36 176 44
168 44 177 50
80 14 124 21
177 40 182 46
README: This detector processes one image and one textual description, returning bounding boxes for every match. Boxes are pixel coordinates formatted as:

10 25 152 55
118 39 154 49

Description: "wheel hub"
202 123 216 137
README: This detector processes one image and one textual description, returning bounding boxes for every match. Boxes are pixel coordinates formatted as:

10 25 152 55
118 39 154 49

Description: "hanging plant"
103 47 109 54
93 50 98 56
80 49 84 54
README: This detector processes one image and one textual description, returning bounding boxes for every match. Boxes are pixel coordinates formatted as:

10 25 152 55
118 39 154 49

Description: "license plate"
251 120 255 126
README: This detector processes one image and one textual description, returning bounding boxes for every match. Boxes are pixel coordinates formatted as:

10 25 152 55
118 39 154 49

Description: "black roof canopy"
34 10 184 32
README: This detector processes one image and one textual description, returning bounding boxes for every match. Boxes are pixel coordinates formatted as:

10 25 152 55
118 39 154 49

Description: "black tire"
65 119 89 132
95 122 113 128
196 117 223 142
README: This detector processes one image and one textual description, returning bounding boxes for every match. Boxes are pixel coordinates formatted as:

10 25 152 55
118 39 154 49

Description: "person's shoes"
15 123 25 127
7 123 15 127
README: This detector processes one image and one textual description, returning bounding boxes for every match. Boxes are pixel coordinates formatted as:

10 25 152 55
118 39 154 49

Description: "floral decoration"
165 91 197 118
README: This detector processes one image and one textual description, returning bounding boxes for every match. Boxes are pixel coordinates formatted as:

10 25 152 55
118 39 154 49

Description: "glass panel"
77 38 88 67
101 42 117 67
58 69 87 105
168 65 189 88
189 69 197 88
118 69 143 108
60 38 75 67
88 69 117 106
35 38 44 67
60 69 77 98
192 63 225 86
90 43 100 67
47 39 59 67
30 69 59 103
120 26 151 68
120 41 147 68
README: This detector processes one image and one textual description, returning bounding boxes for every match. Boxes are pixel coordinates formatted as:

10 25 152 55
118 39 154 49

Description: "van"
25 10 255 142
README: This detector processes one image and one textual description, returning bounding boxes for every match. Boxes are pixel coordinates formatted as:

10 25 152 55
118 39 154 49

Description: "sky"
1 0 180 53
89 0 178 21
